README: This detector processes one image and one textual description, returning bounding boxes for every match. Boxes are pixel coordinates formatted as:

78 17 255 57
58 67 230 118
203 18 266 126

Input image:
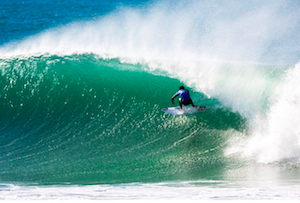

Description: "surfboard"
162 106 206 115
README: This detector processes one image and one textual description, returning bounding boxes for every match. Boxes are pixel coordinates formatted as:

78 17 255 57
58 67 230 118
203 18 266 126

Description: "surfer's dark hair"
179 86 184 89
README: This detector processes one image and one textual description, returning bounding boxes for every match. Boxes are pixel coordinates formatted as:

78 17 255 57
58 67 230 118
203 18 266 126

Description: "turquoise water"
1 0 300 200
0 54 246 184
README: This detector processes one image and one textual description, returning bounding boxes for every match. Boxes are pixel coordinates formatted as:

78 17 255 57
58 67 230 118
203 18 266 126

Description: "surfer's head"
179 86 185 90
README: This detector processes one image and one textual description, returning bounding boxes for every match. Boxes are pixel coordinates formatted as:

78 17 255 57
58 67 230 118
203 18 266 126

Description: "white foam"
245 63 300 163
1 181 300 200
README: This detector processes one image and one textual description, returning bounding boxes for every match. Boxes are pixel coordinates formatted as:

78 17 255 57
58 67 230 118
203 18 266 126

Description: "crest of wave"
0 0 298 64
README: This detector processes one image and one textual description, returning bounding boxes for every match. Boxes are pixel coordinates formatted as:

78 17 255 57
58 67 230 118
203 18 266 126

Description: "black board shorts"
181 99 193 106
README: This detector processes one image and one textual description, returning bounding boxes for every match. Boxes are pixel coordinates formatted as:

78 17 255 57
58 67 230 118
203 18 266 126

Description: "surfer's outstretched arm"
171 92 179 105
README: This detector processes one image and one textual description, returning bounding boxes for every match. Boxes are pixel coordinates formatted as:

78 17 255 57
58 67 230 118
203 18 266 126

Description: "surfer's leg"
191 100 195 107
179 98 183 109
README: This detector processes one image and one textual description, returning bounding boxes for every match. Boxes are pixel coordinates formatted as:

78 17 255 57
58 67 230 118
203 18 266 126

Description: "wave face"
1 0 300 185
0 55 247 184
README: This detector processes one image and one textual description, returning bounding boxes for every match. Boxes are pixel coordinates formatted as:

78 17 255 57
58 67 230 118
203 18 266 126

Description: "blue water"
0 0 151 44
1 0 300 200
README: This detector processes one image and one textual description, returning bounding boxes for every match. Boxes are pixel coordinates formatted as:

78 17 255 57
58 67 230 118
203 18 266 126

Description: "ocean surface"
1 0 300 200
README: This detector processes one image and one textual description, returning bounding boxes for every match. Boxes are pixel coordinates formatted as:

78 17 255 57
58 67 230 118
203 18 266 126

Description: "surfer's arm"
171 92 179 104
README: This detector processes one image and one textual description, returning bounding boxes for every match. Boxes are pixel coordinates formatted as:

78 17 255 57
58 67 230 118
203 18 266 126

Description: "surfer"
171 86 196 109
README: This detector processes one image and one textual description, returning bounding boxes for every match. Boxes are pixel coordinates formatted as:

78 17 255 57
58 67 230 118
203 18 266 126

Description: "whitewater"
1 0 300 200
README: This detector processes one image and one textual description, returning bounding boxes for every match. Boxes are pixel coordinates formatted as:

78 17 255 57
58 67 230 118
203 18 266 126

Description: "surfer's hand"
171 102 174 106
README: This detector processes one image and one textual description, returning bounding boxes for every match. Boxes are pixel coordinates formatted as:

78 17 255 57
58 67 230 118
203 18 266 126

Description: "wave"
0 54 299 185
0 54 246 184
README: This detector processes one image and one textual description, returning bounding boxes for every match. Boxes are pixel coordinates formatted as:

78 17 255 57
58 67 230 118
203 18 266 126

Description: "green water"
0 54 247 184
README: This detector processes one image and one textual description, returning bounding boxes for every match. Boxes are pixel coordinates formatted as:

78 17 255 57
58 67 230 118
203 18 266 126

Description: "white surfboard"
162 106 206 115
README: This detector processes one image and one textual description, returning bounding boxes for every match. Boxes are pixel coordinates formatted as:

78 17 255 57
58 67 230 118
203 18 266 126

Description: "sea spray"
245 63 300 163
1 0 299 63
